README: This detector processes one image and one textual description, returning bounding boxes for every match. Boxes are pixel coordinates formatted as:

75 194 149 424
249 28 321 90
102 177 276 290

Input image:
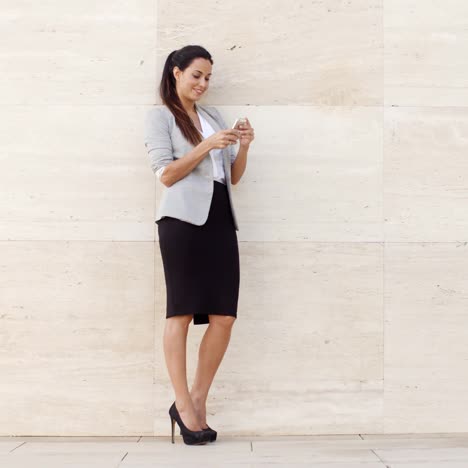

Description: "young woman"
144 45 254 445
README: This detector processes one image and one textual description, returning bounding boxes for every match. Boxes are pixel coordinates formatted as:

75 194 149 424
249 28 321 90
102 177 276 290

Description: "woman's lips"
194 89 203 95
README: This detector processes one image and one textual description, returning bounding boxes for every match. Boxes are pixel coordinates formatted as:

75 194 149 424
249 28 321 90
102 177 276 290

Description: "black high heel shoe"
169 401 210 445
202 425 217 442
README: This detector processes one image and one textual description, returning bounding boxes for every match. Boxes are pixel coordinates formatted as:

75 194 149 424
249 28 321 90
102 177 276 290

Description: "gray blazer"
144 104 240 231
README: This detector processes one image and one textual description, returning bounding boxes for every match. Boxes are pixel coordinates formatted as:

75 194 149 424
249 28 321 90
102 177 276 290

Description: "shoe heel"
170 416 176 444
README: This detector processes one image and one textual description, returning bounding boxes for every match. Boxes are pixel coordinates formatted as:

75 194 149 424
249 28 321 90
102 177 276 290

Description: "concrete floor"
1 433 468 467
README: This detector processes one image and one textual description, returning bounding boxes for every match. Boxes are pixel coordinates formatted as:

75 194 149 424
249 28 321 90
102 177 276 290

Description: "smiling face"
173 57 212 106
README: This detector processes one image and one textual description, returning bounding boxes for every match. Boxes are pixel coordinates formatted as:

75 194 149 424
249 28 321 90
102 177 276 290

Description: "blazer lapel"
196 105 220 131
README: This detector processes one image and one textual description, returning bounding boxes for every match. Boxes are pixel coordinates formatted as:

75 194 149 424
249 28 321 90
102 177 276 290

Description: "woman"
144 45 254 445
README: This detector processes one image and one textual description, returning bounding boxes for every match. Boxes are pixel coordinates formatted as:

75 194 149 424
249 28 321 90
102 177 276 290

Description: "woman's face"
173 58 212 104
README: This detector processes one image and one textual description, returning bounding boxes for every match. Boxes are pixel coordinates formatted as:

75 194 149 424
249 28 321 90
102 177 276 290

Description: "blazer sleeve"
144 107 174 176
209 107 238 164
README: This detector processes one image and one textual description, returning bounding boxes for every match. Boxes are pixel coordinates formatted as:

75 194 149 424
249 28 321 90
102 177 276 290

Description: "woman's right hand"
205 129 241 150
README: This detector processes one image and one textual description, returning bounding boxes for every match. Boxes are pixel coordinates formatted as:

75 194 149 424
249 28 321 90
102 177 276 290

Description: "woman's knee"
166 314 193 329
208 315 236 329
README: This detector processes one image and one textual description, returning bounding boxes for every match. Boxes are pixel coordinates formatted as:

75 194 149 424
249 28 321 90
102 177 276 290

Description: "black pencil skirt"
156 181 240 325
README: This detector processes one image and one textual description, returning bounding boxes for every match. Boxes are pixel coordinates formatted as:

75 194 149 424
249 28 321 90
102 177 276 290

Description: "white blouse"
155 109 227 184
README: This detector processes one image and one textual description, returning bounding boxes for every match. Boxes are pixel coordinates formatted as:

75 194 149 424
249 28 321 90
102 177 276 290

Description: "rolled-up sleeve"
210 107 238 164
144 107 174 176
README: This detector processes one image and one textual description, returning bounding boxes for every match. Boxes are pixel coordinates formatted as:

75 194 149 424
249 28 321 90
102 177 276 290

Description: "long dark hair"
159 45 213 146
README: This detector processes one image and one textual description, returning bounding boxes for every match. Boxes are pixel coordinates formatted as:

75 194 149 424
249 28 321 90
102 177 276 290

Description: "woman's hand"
238 118 255 148
206 129 241 150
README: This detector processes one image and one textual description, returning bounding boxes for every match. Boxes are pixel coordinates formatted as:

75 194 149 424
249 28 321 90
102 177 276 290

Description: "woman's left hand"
238 118 255 148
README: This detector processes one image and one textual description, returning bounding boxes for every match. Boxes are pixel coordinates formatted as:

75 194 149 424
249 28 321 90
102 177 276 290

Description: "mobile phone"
232 118 247 129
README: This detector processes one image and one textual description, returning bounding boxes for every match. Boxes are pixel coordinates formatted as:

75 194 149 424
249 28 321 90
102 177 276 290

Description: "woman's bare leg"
164 314 203 431
189 315 236 428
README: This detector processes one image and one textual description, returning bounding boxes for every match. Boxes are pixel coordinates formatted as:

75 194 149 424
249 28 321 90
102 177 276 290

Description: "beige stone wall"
1 0 468 435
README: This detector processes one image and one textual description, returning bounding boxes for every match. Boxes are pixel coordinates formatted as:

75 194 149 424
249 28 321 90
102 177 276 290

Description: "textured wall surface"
1 0 468 436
